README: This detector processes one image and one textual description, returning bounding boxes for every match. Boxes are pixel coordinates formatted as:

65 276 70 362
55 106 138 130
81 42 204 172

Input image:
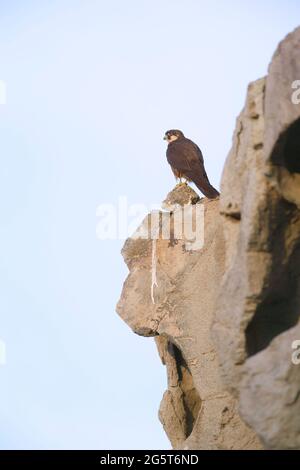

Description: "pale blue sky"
0 0 299 450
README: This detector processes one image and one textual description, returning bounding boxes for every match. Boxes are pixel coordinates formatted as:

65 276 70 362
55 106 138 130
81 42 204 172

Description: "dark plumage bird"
164 129 220 199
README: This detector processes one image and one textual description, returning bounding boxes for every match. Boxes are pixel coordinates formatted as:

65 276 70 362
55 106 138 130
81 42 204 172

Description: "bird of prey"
164 129 220 199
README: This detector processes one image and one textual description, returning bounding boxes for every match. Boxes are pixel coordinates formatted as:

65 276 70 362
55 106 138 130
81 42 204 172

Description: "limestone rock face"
212 26 300 449
117 185 261 449
116 26 300 450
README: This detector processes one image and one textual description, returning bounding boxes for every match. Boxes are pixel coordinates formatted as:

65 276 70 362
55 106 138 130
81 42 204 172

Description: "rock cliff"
213 26 300 450
116 26 300 449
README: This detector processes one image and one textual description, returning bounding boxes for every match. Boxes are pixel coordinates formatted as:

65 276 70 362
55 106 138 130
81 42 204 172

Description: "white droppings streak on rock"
151 237 158 304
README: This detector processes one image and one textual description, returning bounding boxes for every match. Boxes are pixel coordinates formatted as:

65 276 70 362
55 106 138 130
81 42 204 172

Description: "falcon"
164 129 220 199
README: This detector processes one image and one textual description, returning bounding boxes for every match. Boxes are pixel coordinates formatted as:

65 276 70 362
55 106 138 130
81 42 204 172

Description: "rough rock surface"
117 185 261 449
117 27 300 450
212 26 300 449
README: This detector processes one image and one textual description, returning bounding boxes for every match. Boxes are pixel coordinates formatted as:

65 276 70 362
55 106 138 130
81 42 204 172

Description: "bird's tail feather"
187 172 220 199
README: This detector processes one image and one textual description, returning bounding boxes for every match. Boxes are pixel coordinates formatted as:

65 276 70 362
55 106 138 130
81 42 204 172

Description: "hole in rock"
246 241 300 356
271 117 300 173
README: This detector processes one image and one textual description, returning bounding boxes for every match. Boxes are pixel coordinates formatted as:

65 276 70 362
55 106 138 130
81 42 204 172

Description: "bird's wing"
166 139 204 172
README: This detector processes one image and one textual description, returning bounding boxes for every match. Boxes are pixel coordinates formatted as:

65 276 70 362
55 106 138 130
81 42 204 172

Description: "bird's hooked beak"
163 135 168 141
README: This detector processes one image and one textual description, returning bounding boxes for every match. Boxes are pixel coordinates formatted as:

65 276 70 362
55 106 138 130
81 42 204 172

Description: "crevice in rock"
168 341 202 438
222 211 241 221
